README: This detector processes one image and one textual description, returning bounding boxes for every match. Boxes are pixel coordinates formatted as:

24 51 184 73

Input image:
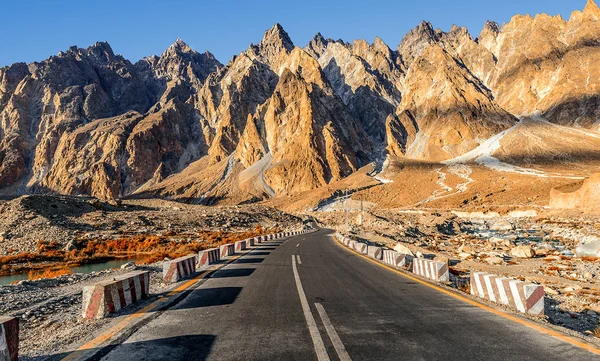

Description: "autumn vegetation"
0 225 276 279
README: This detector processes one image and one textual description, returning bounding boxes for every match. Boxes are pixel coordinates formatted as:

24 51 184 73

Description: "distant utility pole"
344 188 349 231
359 194 363 227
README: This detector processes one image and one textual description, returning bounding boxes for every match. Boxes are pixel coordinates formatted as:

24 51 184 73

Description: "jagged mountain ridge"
1 1 600 202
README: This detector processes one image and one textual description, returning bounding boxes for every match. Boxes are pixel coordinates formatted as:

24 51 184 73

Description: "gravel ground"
0 195 305 358
0 195 301 254
318 209 600 340
2 258 249 359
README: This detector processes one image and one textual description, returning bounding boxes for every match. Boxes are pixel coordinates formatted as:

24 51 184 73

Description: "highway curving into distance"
99 229 597 361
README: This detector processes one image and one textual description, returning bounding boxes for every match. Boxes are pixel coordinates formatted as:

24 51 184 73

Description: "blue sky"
0 0 588 67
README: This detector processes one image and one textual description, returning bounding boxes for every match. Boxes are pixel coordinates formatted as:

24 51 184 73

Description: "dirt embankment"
0 195 302 278
317 209 600 339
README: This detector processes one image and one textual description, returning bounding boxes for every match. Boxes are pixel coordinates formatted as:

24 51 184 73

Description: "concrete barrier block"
382 250 407 268
0 316 18 361
355 242 368 254
234 240 247 252
220 243 235 258
348 240 357 249
82 271 150 319
163 255 196 283
246 238 256 247
470 272 544 315
412 258 449 283
367 245 383 260
198 248 220 267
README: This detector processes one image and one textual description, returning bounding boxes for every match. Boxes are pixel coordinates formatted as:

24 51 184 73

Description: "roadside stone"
510 245 535 258
63 240 77 252
120 262 136 270
486 256 504 265
458 245 474 254
393 243 415 256
490 219 512 231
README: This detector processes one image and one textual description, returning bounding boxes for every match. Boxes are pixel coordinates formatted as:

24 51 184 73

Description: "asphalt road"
100 229 596 361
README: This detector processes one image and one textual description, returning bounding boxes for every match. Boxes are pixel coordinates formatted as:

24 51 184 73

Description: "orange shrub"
28 266 72 280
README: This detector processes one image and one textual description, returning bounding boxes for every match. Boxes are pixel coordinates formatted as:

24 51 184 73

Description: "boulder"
393 243 415 256
120 262 136 270
485 256 504 265
575 240 600 259
63 240 77 251
458 245 474 254
458 252 472 260
510 245 535 258
490 219 513 231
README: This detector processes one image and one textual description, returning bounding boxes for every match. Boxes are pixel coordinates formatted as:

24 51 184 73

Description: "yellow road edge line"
331 236 600 356
60 246 256 361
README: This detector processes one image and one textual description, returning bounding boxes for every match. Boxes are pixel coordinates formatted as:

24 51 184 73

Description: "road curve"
99 229 596 361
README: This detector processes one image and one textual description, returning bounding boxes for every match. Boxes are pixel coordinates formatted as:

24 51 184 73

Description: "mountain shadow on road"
210 268 255 278
174 287 243 310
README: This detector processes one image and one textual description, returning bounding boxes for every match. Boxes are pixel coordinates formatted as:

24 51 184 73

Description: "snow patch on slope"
238 153 276 197
444 121 583 179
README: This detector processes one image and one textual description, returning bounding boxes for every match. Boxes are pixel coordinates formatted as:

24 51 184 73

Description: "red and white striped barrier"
470 272 544 315
163 255 196 283
367 245 383 260
220 243 235 258
82 271 150 319
0 316 18 361
235 240 247 252
412 258 449 283
198 248 220 267
354 242 368 254
382 250 407 268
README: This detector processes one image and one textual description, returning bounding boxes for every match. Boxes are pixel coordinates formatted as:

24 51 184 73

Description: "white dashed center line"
315 303 353 361
292 255 330 361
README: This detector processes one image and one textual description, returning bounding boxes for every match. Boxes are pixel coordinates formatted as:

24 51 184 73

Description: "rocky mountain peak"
162 38 199 60
260 23 294 52
477 20 501 53
584 0 600 16
372 36 388 51
60 41 117 63
482 20 500 35
147 39 222 84
169 38 193 53
305 32 331 58
443 24 473 45
397 21 441 67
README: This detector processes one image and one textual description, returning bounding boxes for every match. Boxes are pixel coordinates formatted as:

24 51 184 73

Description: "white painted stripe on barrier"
509 281 526 313
111 286 121 312
133 276 142 299
0 323 7 357
496 277 510 305
484 274 497 303
474 272 486 298
122 280 132 306
526 285 545 315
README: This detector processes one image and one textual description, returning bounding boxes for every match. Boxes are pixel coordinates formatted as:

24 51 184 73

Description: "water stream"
0 257 142 286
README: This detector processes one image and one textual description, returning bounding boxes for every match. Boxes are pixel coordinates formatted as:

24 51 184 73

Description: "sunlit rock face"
1 2 600 201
